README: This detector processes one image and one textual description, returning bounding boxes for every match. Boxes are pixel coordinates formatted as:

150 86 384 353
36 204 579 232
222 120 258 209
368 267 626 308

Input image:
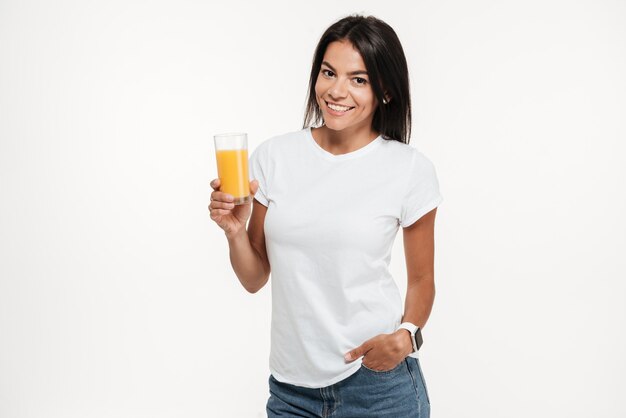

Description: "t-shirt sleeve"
248 142 269 207
399 151 443 228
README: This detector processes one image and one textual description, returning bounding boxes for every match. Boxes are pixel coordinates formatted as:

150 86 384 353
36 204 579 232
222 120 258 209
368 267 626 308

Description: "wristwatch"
397 322 423 353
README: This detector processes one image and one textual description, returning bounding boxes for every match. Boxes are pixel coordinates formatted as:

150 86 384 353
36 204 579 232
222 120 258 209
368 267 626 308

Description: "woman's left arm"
397 207 438 350
344 207 438 370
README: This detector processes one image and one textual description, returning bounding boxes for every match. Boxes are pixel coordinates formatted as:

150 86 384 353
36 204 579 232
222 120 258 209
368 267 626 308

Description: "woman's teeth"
327 102 353 112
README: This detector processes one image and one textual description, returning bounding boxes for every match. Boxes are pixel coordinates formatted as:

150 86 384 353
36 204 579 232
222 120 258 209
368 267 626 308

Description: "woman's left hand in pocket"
344 330 413 371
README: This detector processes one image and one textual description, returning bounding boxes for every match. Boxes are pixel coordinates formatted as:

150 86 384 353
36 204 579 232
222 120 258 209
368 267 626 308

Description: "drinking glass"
213 132 251 205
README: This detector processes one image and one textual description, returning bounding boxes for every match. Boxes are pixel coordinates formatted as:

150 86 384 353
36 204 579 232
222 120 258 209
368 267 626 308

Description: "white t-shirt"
248 127 443 388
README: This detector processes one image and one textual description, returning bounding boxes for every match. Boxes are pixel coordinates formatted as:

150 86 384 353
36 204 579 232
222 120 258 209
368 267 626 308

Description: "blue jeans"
266 357 430 418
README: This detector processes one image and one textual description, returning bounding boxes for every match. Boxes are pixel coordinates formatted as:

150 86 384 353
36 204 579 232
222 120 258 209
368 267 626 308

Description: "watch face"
415 328 423 350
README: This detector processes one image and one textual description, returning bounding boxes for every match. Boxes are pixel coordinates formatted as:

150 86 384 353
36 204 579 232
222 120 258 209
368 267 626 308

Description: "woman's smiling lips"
325 100 355 116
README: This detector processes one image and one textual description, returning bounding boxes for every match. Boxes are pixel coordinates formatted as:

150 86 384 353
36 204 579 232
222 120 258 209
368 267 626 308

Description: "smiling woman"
303 14 412 150
208 13 441 418
313 41 376 139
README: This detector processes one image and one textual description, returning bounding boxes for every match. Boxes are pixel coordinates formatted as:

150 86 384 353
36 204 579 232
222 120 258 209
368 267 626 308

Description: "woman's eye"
322 69 334 77
354 77 367 85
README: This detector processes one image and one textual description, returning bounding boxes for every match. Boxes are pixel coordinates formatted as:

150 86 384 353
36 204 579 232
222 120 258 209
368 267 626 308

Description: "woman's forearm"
226 230 269 293
401 277 435 330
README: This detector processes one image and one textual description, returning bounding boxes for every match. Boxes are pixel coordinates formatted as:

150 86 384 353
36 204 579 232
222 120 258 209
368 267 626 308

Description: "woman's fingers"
210 208 233 216
210 178 220 190
209 200 235 210
210 193 234 205
211 178 257 200
249 179 259 196
209 178 234 199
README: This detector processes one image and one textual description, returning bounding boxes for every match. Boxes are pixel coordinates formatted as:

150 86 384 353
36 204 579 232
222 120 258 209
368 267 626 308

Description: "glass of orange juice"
213 132 251 205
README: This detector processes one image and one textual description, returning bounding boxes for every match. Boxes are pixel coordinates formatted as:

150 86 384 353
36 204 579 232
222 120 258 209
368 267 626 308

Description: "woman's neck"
311 124 379 156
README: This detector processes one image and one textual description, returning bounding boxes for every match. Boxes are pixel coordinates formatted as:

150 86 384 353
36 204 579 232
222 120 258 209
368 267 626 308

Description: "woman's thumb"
250 179 259 195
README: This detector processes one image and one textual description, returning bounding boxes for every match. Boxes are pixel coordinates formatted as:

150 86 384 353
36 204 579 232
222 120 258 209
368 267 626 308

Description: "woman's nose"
328 79 348 99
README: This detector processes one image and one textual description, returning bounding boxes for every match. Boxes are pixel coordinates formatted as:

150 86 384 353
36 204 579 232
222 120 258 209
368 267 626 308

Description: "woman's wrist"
225 227 247 243
394 329 415 356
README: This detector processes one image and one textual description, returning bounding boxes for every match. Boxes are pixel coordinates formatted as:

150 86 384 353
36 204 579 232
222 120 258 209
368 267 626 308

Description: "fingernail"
344 353 352 361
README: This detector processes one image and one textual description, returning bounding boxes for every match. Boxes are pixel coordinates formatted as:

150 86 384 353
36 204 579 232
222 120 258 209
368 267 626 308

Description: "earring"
383 98 389 105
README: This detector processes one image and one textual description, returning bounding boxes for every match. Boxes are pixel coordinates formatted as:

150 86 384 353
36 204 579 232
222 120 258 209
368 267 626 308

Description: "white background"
1 0 625 417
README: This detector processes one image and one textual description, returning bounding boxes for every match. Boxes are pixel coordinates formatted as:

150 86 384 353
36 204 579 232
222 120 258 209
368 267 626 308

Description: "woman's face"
315 40 378 133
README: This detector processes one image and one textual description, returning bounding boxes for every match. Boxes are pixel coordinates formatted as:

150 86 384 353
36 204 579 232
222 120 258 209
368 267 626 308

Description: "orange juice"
216 149 250 203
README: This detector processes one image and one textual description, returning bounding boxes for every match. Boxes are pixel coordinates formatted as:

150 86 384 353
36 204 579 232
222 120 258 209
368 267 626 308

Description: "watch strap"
397 322 420 353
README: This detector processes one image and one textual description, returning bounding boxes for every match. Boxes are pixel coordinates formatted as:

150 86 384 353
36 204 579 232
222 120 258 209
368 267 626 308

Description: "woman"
209 14 441 418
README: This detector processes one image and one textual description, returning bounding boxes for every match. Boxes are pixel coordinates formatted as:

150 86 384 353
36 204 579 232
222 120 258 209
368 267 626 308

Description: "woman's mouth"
325 100 355 116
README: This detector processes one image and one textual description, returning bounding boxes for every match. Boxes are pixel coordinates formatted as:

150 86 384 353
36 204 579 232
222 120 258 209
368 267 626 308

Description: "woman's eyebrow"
322 61 368 76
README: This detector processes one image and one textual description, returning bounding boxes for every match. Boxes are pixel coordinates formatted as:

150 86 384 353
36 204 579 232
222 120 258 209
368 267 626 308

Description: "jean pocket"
361 359 405 374
414 358 430 404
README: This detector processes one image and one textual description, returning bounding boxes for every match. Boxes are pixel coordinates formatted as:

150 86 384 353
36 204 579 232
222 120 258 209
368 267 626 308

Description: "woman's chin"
322 120 346 131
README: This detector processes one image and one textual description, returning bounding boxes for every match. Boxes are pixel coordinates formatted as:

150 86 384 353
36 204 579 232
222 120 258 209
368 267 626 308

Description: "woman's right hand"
208 178 259 239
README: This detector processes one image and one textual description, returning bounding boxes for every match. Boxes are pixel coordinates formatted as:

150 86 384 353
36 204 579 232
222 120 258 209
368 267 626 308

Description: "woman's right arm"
209 178 270 293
